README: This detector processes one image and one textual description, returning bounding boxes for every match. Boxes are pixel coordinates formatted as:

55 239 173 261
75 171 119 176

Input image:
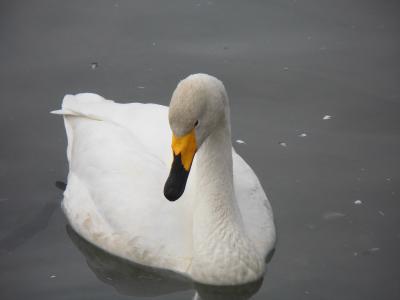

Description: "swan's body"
54 74 275 285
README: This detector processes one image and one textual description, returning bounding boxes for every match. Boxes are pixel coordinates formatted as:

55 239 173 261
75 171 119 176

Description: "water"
1 0 399 299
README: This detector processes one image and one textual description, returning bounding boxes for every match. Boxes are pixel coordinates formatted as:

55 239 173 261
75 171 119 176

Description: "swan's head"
164 73 229 201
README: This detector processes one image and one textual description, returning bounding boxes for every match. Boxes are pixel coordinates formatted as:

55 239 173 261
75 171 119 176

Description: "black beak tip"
163 186 182 202
164 153 191 202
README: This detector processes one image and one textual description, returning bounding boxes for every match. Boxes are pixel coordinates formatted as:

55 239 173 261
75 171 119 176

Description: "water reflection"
194 280 263 300
67 225 263 299
0 202 58 254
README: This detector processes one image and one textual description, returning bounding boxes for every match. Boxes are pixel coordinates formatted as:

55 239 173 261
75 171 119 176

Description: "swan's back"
59 94 194 273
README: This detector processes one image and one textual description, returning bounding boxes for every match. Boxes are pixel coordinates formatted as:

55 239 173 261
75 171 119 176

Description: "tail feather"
50 93 116 121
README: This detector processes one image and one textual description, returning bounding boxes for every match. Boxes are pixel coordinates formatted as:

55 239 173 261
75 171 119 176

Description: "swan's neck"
190 119 264 285
194 120 235 215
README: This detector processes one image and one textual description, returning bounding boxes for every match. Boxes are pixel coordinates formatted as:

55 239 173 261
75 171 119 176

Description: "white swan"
52 74 275 285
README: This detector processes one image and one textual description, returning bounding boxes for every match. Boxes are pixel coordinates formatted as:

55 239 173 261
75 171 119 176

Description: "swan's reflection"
67 225 263 299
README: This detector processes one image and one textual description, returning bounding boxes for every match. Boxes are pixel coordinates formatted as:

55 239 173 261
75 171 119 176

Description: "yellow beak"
171 128 197 171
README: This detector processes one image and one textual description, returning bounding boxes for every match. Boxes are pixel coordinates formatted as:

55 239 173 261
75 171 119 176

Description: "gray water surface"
1 1 400 299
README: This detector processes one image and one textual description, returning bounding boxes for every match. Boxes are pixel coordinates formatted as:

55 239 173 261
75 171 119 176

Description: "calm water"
1 1 399 299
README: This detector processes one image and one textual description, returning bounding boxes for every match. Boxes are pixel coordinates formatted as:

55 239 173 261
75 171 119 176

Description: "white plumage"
53 74 275 285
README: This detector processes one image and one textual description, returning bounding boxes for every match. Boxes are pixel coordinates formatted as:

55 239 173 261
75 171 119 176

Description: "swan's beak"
164 128 197 201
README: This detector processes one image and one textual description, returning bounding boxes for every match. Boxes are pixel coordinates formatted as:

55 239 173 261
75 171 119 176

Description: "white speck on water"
385 177 391 182
106 277 113 281
363 247 380 255
279 142 287 147
50 275 56 279
354 200 362 205
307 36 312 40
353 252 358 256
298 133 307 137
90 62 98 70
304 290 310 295
323 212 345 220
152 42 156 46
319 46 327 51
235 139 246 144
283 67 289 71
322 115 332 120
378 210 385 216
137 86 145 89
360 168 366 172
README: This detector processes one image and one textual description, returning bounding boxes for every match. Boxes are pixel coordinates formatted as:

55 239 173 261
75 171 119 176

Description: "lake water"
1 0 399 299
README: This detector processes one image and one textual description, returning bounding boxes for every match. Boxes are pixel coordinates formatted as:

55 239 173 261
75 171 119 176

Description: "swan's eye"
194 120 199 128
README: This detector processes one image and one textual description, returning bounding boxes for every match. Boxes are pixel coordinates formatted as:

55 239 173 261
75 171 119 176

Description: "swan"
52 73 275 285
